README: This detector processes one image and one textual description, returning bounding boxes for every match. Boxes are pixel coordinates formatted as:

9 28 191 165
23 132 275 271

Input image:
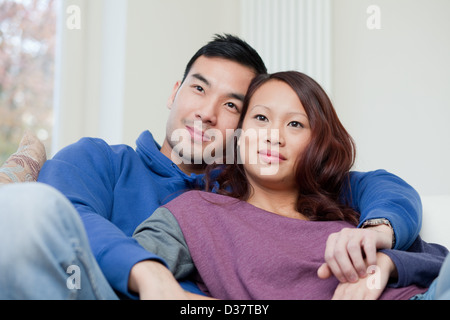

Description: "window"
0 0 56 163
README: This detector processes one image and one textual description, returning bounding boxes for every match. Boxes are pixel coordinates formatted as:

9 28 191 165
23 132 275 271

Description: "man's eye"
225 102 238 110
194 86 204 93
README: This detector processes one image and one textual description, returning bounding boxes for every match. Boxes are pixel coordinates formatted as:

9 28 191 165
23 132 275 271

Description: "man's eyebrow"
191 73 210 87
192 73 245 101
229 93 245 102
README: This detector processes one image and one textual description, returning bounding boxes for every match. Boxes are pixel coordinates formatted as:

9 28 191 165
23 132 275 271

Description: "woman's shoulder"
170 189 236 204
163 190 242 212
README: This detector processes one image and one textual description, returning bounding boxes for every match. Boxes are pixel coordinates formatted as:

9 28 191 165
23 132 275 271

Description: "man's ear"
167 81 182 110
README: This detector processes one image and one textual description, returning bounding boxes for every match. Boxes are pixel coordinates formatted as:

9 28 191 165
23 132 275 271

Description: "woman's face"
239 80 312 190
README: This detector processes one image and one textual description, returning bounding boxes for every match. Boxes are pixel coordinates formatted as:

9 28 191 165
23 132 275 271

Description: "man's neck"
160 140 206 176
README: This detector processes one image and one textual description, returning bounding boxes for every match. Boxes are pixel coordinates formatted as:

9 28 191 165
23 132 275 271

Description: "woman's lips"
258 149 286 163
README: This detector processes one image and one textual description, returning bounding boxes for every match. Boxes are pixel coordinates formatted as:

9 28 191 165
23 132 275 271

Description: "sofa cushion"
0 132 47 184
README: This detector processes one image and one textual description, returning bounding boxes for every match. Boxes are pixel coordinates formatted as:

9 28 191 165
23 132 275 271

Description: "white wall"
332 0 450 197
53 0 450 246
54 0 241 150
55 0 450 200
122 0 241 147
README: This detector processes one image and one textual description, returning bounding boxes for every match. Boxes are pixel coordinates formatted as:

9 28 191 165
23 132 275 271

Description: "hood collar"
135 131 203 186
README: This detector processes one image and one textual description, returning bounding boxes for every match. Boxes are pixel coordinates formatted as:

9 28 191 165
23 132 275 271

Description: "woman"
133 71 448 300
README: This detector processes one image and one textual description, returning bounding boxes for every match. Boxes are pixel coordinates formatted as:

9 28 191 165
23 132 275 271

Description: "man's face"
162 56 255 169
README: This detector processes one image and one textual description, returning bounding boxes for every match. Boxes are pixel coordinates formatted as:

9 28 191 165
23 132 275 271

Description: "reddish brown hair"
205 71 359 225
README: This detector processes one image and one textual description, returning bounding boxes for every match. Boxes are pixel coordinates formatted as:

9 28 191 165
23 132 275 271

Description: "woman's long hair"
205 71 359 225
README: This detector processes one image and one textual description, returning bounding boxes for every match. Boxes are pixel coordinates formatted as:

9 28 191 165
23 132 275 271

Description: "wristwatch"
361 218 396 248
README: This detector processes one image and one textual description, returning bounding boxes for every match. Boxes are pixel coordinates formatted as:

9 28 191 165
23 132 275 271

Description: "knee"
0 182 77 232
436 253 450 300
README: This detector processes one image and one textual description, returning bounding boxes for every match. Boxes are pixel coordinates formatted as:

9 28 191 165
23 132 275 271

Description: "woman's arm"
331 252 396 300
129 260 191 300
319 226 393 283
133 207 196 281
132 207 202 299
328 237 448 300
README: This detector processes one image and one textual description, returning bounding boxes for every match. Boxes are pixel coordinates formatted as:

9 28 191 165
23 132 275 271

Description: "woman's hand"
129 260 190 300
318 225 393 283
331 252 396 300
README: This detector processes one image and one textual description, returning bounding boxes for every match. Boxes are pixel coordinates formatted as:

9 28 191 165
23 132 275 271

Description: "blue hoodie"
38 131 422 298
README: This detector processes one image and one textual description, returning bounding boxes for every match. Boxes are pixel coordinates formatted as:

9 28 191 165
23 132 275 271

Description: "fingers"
362 238 378 269
317 263 332 279
324 229 359 282
332 254 391 300
323 228 379 283
347 241 367 278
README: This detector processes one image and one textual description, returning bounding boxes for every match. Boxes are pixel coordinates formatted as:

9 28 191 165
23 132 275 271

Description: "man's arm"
347 169 422 250
322 169 422 283
380 236 448 288
38 138 162 298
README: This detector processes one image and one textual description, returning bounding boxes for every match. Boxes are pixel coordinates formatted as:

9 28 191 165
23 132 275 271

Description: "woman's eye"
255 114 268 122
288 121 304 128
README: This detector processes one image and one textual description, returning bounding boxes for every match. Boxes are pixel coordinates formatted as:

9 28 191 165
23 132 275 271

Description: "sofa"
1 132 449 250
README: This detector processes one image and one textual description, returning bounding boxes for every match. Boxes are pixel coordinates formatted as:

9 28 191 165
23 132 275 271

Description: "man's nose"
195 101 218 125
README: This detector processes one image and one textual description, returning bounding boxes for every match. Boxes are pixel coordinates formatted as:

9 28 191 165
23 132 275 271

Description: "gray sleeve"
132 207 195 280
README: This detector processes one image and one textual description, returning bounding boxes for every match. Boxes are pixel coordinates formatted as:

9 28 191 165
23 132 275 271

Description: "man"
0 34 422 299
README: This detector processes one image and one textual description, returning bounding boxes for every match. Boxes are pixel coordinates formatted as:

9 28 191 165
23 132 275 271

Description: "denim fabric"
435 253 450 300
410 253 450 300
0 183 118 300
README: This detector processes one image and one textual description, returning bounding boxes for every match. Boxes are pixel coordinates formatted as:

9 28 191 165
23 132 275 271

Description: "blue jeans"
0 183 118 299
435 253 450 299
412 252 450 300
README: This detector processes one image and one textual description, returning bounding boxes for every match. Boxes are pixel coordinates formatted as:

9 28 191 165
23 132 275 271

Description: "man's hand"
318 225 393 283
128 260 190 300
331 252 396 300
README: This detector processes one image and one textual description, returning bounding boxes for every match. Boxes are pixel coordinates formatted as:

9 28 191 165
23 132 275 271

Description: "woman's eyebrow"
287 111 308 119
250 105 271 112
250 105 308 118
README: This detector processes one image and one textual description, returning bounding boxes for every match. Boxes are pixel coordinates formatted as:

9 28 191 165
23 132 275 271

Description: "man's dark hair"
181 34 267 82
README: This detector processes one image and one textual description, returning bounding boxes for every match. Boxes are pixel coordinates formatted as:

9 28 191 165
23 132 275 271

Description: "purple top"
156 191 427 300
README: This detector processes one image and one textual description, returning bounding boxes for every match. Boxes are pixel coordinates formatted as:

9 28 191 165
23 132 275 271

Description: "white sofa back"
420 195 450 249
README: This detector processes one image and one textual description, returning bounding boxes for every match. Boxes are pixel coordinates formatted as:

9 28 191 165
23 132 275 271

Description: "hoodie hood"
135 130 203 187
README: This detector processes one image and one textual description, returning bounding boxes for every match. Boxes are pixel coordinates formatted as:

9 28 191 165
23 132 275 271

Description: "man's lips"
186 125 211 142
258 149 286 163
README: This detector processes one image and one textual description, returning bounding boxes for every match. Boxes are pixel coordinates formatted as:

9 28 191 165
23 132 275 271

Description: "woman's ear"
167 81 181 110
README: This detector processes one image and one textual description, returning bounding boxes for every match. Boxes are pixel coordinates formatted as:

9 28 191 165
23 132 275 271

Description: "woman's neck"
246 182 307 221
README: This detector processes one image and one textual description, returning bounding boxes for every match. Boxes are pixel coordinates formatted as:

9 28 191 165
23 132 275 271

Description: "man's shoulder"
59 136 137 159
